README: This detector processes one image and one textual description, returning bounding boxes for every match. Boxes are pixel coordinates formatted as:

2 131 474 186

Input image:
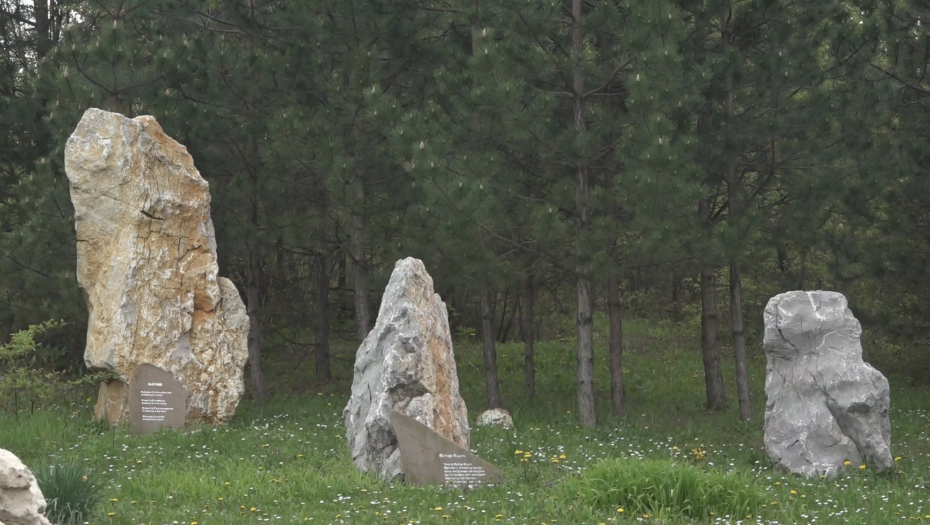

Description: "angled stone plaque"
390 410 503 486
129 364 187 435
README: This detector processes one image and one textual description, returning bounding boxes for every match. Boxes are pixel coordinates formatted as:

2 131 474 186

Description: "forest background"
1 0 929 426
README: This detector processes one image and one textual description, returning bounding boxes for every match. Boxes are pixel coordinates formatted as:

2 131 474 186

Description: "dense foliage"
1 0 928 424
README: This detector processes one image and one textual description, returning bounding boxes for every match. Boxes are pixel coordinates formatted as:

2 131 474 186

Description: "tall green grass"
32 459 106 524
559 458 766 520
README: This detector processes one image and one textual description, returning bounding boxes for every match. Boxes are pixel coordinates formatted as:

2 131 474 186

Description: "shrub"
0 321 93 415
558 458 765 519
32 460 106 524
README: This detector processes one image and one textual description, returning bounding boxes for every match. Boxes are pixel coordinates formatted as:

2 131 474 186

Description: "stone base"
93 379 127 426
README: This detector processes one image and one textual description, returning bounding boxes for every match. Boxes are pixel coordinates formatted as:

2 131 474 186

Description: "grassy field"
3 316 930 524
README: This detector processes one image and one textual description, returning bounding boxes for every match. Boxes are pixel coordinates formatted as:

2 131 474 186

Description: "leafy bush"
558 458 765 519
0 320 93 415
32 460 105 524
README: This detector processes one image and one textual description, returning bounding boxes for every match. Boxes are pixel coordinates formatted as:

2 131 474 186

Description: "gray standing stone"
763 291 892 477
343 258 470 482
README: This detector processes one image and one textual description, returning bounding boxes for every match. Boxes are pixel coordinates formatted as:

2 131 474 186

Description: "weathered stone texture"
475 408 514 430
0 448 52 525
343 257 470 481
763 291 892 477
65 108 249 426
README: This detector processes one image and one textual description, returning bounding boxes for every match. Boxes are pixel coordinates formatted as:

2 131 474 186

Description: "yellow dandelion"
843 460 851 466
559 454 566 459
859 464 867 470
895 456 903 461
617 508 624 513
790 490 797 495
515 450 523 455
218 498 224 501
434 507 443 511
250 507 257 512
108 512 115 516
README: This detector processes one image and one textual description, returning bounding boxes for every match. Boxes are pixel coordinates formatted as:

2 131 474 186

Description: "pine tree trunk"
700 259 727 410
730 260 751 419
480 284 503 409
246 199 266 401
350 184 371 341
246 239 266 401
671 271 683 320
722 5 751 421
314 219 331 382
572 0 597 428
522 273 536 399
607 272 625 417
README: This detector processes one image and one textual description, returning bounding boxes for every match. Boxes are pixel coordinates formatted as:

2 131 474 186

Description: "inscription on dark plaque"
391 410 504 486
129 364 187 435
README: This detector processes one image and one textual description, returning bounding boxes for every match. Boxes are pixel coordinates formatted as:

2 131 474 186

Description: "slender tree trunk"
730 260 751 419
497 286 520 343
314 221 332 381
699 264 726 410
480 284 502 409
571 0 597 428
522 273 536 399
350 183 371 341
722 6 751 421
671 271 683 320
33 0 52 59
246 196 266 401
607 272 625 417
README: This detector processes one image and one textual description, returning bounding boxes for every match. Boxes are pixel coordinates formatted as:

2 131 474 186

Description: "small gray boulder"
763 291 892 477
475 408 514 430
0 448 52 525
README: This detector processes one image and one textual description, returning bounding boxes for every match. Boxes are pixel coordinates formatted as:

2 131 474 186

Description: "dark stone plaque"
390 410 504 486
129 364 187 435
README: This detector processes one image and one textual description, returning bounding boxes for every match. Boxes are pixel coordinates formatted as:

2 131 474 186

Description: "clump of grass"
32 460 105 524
558 457 765 519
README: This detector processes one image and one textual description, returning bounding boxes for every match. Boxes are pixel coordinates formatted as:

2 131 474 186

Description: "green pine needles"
559 457 765 520
32 460 106 525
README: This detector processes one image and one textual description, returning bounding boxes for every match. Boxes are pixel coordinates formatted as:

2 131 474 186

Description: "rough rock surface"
65 108 249 426
763 291 892 477
343 257 470 481
0 448 52 525
475 408 514 430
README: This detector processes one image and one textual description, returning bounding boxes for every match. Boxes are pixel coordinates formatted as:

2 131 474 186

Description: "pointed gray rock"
343 258 469 482
763 291 892 477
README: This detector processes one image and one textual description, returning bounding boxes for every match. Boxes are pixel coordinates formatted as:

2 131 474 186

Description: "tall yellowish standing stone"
65 108 249 426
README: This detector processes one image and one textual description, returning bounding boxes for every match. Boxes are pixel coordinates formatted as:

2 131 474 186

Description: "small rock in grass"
476 408 514 430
